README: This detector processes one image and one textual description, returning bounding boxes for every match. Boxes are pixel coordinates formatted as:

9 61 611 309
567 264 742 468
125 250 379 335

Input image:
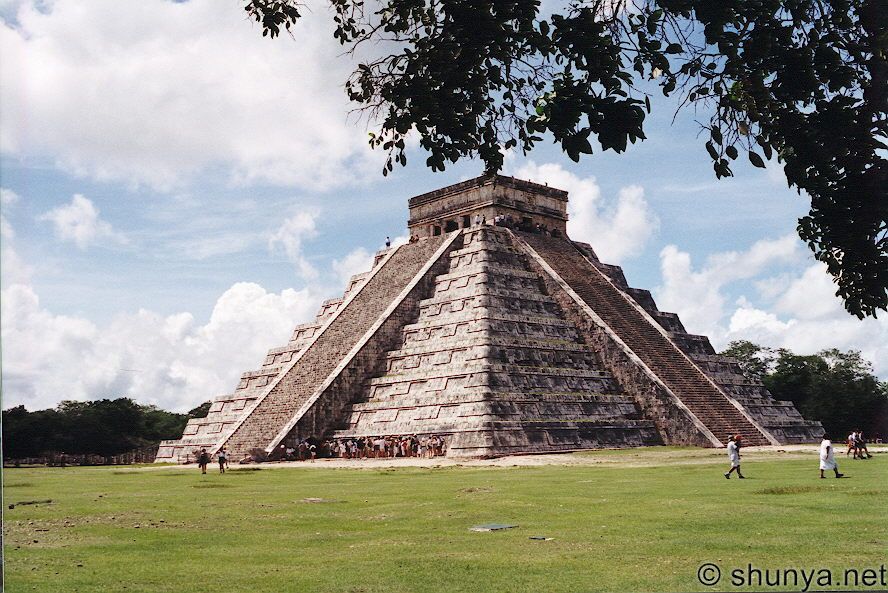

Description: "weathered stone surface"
334 226 662 457
157 173 821 463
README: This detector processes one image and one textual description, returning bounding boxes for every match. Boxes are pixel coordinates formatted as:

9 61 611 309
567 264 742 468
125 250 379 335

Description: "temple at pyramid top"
156 175 822 464
408 174 568 237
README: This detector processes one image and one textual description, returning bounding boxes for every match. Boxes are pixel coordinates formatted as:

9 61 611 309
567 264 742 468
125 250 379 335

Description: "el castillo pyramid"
155 175 822 462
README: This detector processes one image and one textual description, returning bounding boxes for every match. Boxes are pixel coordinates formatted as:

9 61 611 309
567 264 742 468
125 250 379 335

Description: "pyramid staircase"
333 226 662 456
558 240 823 444
155 235 456 462
157 174 822 463
516 231 821 446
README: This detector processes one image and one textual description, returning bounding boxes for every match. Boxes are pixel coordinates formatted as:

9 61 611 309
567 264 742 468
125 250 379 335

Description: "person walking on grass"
218 447 228 474
198 448 210 475
724 435 745 479
846 430 858 457
820 435 845 479
856 430 872 459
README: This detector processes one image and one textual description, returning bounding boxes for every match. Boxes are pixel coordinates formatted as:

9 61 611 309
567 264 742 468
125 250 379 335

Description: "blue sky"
2 0 884 413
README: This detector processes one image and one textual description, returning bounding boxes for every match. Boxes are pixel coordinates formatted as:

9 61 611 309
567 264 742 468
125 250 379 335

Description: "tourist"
819 435 844 478
198 448 210 474
846 430 857 457
218 447 228 474
385 236 391 248
724 435 744 479
309 442 317 462
474 213 482 226
856 430 872 459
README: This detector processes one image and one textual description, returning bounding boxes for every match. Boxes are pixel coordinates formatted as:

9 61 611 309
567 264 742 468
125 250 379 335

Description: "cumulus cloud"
269 210 320 280
0 281 324 411
725 264 888 375
1 187 18 239
332 247 374 286
38 193 124 249
510 161 658 262
653 238 887 377
656 234 800 336
1 187 19 205
1 193 32 286
0 0 377 190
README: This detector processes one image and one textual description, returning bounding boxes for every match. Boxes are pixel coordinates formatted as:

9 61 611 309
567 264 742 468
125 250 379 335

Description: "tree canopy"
1 398 189 460
721 340 888 438
245 0 887 319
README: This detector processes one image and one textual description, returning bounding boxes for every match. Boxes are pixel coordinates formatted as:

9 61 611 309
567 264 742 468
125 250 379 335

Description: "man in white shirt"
820 435 844 478
724 435 745 479
846 431 858 457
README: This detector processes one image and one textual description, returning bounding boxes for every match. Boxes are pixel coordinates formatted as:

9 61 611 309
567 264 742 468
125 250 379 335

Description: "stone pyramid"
156 175 821 462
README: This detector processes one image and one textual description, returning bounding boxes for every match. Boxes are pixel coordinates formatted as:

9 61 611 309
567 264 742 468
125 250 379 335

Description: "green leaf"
705 141 719 160
711 128 722 144
725 145 738 160
665 43 683 54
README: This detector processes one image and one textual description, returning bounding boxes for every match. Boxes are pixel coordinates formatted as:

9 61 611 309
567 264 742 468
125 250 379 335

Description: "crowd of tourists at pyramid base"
280 435 448 462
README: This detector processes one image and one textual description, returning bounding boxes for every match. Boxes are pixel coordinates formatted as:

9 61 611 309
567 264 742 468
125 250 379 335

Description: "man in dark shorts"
198 448 210 474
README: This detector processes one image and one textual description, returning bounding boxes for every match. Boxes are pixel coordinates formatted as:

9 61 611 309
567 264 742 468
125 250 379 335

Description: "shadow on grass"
755 485 820 495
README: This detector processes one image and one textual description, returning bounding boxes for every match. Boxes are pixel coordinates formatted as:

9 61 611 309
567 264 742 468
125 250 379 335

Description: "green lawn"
3 448 886 593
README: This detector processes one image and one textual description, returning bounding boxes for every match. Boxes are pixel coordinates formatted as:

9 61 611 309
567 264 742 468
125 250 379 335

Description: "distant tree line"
721 342 888 439
1 398 211 461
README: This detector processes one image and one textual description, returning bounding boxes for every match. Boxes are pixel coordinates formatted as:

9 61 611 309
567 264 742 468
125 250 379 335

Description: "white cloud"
724 264 888 375
269 210 319 280
1 187 19 205
656 234 800 337
1 197 32 286
1 186 19 238
332 247 374 286
0 0 378 190
38 193 124 249
653 238 887 377
510 161 658 262
0 281 324 412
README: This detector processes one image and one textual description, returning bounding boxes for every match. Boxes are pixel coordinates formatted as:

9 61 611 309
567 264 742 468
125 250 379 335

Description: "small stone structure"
156 175 821 462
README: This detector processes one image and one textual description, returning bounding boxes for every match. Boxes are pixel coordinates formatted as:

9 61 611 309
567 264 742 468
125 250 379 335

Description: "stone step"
418 287 558 309
385 335 595 358
219 235 454 458
433 261 539 284
348 392 636 411
519 231 772 446
402 311 573 333
366 363 613 387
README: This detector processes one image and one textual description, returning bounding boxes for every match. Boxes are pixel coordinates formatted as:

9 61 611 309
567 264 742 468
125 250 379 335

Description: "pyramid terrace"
156 175 822 463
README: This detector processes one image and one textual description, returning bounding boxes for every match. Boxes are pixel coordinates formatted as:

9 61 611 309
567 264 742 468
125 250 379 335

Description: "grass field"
3 447 886 593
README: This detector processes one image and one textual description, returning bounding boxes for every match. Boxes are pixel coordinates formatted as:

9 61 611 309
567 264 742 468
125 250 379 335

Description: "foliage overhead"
721 340 888 438
245 0 887 319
